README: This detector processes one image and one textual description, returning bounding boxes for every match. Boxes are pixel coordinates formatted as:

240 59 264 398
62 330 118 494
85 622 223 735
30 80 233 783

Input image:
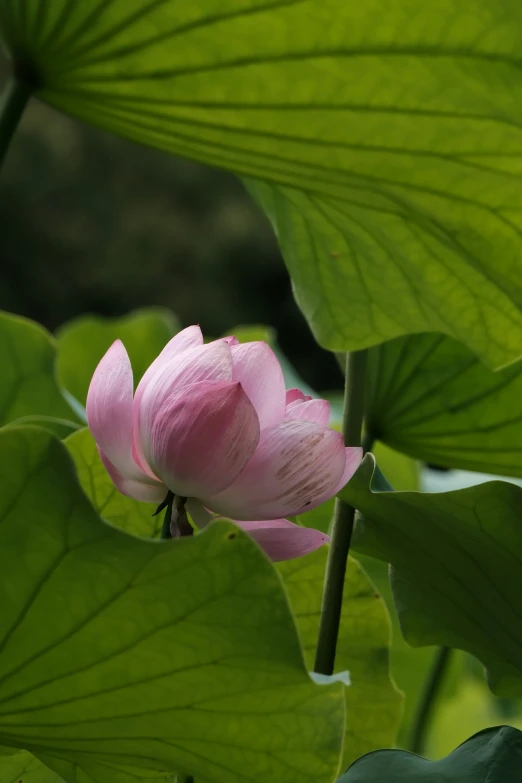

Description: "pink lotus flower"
86 326 362 561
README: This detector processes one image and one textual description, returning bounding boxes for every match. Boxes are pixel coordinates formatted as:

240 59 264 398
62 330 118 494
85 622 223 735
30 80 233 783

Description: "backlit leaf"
3 3 522 364
278 550 402 768
343 454 522 697
365 333 522 477
0 426 344 783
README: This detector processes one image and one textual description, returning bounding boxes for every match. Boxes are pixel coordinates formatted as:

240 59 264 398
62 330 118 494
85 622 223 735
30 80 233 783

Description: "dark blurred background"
0 62 342 391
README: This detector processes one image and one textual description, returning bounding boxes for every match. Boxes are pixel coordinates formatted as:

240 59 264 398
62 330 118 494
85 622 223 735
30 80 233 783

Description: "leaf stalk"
314 349 367 674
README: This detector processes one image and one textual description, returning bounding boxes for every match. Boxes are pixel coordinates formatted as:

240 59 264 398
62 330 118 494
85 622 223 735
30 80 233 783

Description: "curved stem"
409 646 452 755
0 77 32 169
314 349 367 675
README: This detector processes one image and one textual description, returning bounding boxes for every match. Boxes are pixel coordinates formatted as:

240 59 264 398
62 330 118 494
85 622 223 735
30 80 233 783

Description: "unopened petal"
139 325 204 392
231 342 286 429
235 520 329 561
86 340 139 478
286 388 312 405
285 398 330 426
204 420 347 520
133 341 233 473
99 449 166 503
144 380 260 498
220 335 239 346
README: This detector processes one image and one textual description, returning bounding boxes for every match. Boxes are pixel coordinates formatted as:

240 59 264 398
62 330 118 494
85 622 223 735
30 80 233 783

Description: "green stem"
314 349 368 675
409 646 452 755
0 76 32 169
160 491 175 539
362 431 375 454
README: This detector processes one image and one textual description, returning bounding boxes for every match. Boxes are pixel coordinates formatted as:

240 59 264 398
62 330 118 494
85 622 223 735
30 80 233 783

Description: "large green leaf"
3 3 522 366
56 308 178 404
0 311 76 426
0 426 344 783
0 750 63 783
36 753 175 783
339 726 522 782
65 427 160 538
278 550 402 768
365 333 522 477
342 454 522 697
0 749 176 783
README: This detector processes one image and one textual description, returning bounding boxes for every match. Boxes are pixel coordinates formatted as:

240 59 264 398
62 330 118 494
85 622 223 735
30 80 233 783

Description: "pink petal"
235 520 329 561
332 447 364 494
130 325 204 475
231 342 286 429
99 449 166 504
143 380 260 498
220 335 239 346
286 388 312 405
285 398 330 426
204 420 347 520
141 326 204 389
133 341 233 474
86 340 140 479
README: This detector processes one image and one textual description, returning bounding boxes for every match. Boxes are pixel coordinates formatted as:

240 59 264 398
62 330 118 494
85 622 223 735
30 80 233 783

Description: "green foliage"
65 427 161 537
10 415 81 439
3 2 522 365
36 753 176 783
278 550 402 768
0 310 76 426
0 748 177 783
57 308 178 403
0 426 344 783
339 726 522 782
427 678 522 760
342 454 522 697
366 333 522 477
0 750 63 782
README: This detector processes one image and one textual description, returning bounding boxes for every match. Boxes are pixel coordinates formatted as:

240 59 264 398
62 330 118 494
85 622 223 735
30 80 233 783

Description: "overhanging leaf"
0 310 76 426
365 332 522 477
278 550 402 768
0 426 344 783
342 454 522 697
65 427 160 538
339 726 522 782
56 308 178 404
2 2 522 365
